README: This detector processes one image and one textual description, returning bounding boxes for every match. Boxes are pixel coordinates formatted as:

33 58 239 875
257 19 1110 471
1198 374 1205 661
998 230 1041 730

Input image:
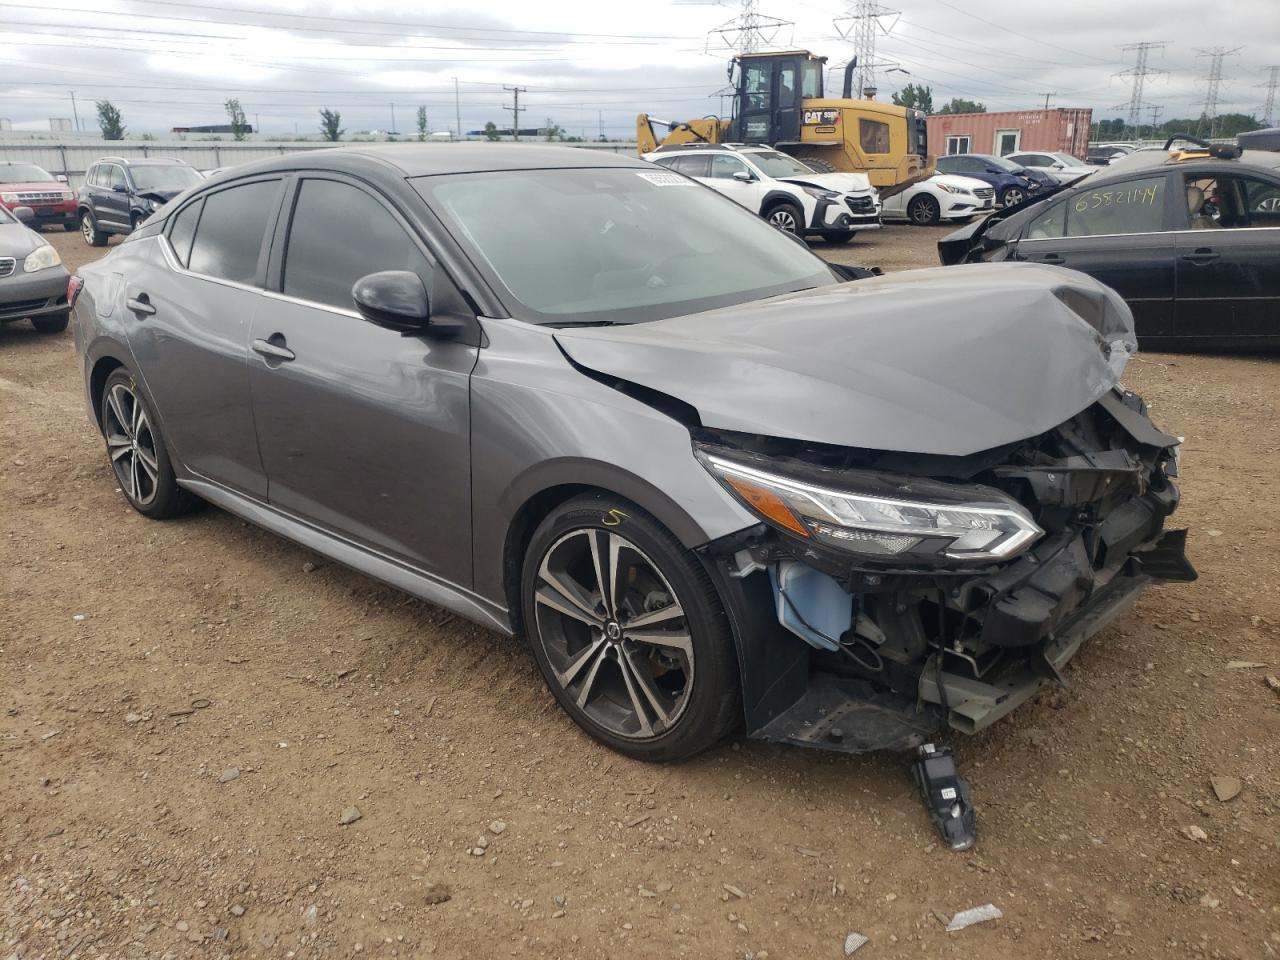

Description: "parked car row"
0 202 71 334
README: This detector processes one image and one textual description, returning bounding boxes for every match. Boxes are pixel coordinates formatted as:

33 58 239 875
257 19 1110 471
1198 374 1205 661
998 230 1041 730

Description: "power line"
927 0 1115 65
704 0 793 55
834 0 900 98
1194 46 1244 138
1037 92 1057 109
1115 42 1169 137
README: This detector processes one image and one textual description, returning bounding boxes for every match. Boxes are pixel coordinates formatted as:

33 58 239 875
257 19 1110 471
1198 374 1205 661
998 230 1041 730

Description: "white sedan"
881 174 994 226
1005 151 1094 185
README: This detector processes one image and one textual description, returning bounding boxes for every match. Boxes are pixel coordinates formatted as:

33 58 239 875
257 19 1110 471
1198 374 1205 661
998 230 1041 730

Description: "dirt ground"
3 225 1277 960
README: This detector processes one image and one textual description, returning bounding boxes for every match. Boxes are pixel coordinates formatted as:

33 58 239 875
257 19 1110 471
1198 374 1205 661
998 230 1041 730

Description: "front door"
733 56 801 143
1175 171 1280 343
705 153 770 212
247 175 478 585
101 164 132 229
126 178 284 499
1012 172 1178 341
771 58 802 143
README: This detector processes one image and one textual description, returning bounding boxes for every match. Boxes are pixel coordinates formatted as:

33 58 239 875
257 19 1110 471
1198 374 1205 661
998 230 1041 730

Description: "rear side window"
671 155 711 178
187 180 279 285
859 119 890 154
282 178 432 311
166 199 201 267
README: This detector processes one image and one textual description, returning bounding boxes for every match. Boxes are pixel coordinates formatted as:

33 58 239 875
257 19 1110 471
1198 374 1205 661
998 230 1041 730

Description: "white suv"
643 145 880 243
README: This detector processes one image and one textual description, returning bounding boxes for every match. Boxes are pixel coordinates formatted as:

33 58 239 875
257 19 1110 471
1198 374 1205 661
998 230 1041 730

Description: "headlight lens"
698 451 1043 563
23 243 62 273
0 192 17 204
802 185 841 200
936 183 972 196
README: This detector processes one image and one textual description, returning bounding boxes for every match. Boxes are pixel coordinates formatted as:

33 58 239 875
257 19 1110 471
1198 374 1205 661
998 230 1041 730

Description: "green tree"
483 121 501 141
417 105 428 141
225 98 248 141
936 98 986 116
95 100 125 140
319 108 344 142
543 118 563 141
891 83 934 114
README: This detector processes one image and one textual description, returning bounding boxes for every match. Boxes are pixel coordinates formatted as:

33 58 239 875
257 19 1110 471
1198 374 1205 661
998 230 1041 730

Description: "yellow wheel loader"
637 50 934 199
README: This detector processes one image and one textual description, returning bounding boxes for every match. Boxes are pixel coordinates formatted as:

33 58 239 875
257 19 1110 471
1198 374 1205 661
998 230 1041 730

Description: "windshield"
130 165 202 192
0 164 55 183
746 150 817 178
416 167 835 325
1052 153 1085 166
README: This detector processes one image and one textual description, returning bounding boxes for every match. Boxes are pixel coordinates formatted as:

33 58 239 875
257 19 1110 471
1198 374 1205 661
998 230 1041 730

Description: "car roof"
231 144 644 179
1089 148 1280 184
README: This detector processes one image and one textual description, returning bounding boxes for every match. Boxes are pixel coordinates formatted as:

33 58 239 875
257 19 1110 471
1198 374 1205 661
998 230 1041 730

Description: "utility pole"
503 86 527 140
707 0 793 55
834 0 900 99
1194 46 1244 138
598 110 603 141
1115 42 1169 139
1146 103 1163 138
69 90 81 132
453 77 461 140
389 102 396 135
1258 65 1280 126
254 113 260 135
1037 92 1057 110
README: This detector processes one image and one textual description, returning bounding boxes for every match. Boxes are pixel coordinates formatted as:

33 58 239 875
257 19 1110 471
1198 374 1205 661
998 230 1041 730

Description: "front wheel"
908 194 941 226
32 311 69 334
521 495 740 762
999 186 1026 207
764 201 804 235
99 369 196 519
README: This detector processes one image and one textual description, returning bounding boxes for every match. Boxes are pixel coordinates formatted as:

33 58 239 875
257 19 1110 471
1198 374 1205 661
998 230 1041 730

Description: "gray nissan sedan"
70 145 1194 765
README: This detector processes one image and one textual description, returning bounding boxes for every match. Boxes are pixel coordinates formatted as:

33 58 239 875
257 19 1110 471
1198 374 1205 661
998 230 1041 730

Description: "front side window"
859 119 891 154
186 179 280 284
416 167 833 326
109 166 127 191
709 155 750 180
282 178 432 311
1035 175 1168 238
743 64 769 112
1241 176 1280 227
747 150 814 178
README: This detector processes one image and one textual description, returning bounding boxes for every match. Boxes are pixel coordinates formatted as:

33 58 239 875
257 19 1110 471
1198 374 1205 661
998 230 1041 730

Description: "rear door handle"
252 335 295 362
1039 253 1065 264
126 293 156 316
1180 248 1219 264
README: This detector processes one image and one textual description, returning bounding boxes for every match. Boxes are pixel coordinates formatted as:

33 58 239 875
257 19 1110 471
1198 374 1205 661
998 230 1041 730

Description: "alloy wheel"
103 382 160 506
80 214 95 244
767 208 798 233
533 528 694 740
1002 187 1025 207
909 196 937 225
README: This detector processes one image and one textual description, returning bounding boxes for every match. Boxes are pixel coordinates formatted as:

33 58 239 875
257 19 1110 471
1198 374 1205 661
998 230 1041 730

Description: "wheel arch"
87 353 127 433
758 188 802 217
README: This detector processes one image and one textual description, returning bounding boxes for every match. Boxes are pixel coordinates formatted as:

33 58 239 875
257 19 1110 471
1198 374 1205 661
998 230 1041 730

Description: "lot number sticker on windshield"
636 170 696 187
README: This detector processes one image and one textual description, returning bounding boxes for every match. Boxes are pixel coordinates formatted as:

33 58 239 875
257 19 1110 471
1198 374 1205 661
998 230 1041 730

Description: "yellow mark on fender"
602 509 629 527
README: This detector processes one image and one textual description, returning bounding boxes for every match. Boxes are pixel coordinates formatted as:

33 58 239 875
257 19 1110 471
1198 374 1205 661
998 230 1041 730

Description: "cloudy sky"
1 0 1276 137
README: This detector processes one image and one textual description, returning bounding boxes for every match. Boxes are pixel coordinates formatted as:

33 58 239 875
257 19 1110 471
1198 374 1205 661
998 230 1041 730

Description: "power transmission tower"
1037 91 1057 110
1115 42 1169 139
1147 103 1163 138
705 0 793 54
1256 65 1279 126
1194 46 1244 138
503 85 526 141
834 0 901 98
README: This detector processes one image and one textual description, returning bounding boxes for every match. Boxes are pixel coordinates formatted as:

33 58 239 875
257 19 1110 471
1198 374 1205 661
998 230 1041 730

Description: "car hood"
776 171 874 195
0 221 45 257
137 189 182 204
554 263 1136 457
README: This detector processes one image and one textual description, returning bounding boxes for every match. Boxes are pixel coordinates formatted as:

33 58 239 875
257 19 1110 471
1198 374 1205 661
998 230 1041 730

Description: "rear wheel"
821 229 857 244
764 200 804 235
999 185 1026 207
521 495 740 762
32 311 69 334
99 369 196 519
80 211 107 247
907 194 941 226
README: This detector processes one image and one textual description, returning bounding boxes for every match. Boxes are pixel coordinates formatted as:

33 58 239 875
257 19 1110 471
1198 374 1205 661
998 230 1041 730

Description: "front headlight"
0 192 17 204
23 243 62 273
802 185 841 200
698 451 1042 564
935 183 972 196
60 190 74 200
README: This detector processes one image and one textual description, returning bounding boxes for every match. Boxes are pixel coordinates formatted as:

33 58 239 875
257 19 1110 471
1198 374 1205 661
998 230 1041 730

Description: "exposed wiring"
777 584 883 673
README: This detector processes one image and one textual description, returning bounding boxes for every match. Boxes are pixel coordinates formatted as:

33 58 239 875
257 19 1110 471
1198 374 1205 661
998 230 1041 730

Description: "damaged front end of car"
695 386 1195 754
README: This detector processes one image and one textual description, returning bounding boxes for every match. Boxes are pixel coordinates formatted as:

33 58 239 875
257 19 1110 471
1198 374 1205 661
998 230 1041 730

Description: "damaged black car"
71 146 1195 847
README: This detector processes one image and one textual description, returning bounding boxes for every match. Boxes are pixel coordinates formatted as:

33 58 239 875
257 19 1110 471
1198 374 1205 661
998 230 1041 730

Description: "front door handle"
1180 247 1219 265
126 293 156 316
252 335 295 362
1039 252 1065 264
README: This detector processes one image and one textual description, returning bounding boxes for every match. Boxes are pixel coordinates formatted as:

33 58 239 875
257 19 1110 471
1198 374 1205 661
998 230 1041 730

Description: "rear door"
246 174 478 585
1012 173 1178 341
1174 170 1280 343
126 177 284 498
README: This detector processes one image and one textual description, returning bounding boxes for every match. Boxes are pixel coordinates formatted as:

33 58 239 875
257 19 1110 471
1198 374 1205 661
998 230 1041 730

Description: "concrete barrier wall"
0 139 639 188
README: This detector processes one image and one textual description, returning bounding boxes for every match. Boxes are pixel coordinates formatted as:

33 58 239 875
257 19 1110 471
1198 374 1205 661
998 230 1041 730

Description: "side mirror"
353 270 432 333
112 183 128 193
732 170 753 182
11 205 34 222
1052 162 1064 170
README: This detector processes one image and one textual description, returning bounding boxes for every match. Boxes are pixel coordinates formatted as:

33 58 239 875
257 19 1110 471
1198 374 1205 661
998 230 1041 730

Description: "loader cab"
728 51 826 146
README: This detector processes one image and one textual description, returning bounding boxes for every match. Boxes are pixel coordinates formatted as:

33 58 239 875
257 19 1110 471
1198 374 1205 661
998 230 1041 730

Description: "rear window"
187 180 279 284
166 199 201 267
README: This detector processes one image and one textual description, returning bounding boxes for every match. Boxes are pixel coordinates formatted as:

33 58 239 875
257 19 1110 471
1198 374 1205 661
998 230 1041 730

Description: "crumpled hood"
554 262 1136 457
0 221 45 257
138 189 181 205
777 171 875 196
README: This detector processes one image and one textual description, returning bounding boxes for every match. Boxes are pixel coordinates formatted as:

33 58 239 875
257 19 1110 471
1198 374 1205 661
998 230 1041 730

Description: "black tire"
32 311 69 334
820 229 857 244
907 194 941 226
80 211 108 247
764 200 804 235
130 212 145 232
521 494 740 762
63 222 77 232
99 369 197 519
998 185 1026 208
796 155 839 173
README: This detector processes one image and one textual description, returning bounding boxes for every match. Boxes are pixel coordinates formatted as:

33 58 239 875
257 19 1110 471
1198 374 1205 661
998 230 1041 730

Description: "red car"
0 161 77 232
